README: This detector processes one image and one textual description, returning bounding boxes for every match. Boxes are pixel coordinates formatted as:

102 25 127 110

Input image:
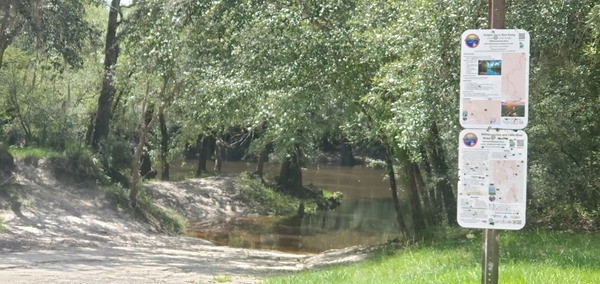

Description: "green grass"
213 275 233 283
8 146 65 159
266 229 600 284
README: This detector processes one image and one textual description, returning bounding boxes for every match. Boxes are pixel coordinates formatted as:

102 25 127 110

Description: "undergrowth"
235 172 319 216
104 184 187 234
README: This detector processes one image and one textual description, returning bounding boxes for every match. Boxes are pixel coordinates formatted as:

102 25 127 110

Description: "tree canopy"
1 0 598 232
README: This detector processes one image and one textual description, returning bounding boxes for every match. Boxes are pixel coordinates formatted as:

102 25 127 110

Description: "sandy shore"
0 160 371 283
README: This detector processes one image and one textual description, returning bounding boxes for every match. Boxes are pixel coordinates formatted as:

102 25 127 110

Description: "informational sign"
460 29 530 129
457 129 528 230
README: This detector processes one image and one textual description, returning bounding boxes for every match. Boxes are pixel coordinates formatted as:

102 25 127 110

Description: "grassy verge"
266 229 600 284
8 146 65 159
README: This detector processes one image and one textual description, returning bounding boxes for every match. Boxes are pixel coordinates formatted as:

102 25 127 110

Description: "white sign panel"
460 29 530 129
457 129 527 230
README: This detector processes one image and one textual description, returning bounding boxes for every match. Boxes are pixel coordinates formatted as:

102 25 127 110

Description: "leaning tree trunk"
384 144 408 235
413 163 435 227
129 91 152 209
91 0 120 150
354 102 409 235
421 156 443 226
399 150 426 235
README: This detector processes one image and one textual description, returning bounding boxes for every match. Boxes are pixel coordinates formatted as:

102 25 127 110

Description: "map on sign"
457 129 528 230
460 29 530 129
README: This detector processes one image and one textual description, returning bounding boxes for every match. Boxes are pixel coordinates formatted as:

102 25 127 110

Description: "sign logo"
463 132 478 147
465 33 480 48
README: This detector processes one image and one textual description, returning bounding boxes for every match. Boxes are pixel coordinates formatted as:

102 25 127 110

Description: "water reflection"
187 198 399 253
180 160 399 254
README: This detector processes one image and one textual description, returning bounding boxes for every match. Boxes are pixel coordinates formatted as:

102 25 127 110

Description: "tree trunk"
384 144 408 234
129 91 152 209
0 145 15 175
196 134 206 177
413 163 436 226
354 102 409 235
195 134 213 177
8 81 31 146
195 135 206 177
399 149 426 235
427 124 457 226
276 145 303 195
158 105 169 180
255 142 272 178
139 147 156 179
421 156 443 225
0 0 17 70
214 138 224 172
339 140 356 166
85 112 95 146
0 43 6 69
91 0 120 150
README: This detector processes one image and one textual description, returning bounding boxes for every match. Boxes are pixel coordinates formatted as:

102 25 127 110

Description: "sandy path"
0 244 303 283
0 160 371 283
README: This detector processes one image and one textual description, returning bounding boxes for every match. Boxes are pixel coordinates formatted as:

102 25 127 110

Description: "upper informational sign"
460 29 530 129
457 129 528 230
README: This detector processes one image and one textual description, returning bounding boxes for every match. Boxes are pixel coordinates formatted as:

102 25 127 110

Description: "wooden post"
482 1 505 284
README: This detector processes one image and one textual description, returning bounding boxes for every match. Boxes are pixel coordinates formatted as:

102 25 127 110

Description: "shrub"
49 147 104 183
236 172 309 216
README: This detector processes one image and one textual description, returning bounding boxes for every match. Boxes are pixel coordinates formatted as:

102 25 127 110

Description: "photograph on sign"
459 29 530 129
457 129 528 230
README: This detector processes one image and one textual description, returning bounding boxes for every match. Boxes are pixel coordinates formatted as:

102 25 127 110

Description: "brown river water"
172 159 399 254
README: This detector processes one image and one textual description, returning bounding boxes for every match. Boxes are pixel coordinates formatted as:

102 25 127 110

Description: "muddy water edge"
170 159 400 254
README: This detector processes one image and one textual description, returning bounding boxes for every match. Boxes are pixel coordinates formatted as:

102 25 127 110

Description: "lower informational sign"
457 129 527 230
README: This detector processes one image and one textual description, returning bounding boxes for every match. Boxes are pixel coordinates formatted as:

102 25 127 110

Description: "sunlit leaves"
507 0 600 213
0 0 98 69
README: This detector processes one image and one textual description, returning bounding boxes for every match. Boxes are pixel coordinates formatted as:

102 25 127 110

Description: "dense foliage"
0 1 597 232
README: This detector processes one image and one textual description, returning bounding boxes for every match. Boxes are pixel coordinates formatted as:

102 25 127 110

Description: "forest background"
0 0 598 236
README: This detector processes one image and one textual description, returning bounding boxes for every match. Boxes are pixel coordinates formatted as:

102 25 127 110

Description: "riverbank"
0 159 373 283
